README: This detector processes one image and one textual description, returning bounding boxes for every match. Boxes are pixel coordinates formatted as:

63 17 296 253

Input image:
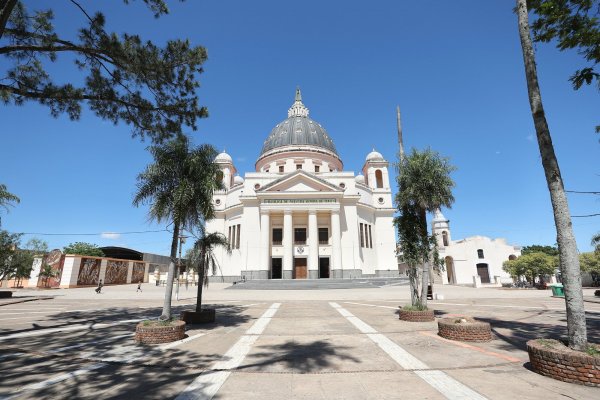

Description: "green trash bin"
551 284 564 297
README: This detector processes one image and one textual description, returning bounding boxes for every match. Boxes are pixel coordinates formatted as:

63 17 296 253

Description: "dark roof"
100 246 143 261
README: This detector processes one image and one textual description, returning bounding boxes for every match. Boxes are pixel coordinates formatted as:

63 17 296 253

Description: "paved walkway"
0 284 598 399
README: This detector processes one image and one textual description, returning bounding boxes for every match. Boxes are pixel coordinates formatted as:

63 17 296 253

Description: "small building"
398 210 521 286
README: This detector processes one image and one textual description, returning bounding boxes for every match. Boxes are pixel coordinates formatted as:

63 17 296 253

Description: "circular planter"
438 317 492 342
527 339 600 387
180 308 216 324
398 307 435 322
0 291 13 298
135 320 185 344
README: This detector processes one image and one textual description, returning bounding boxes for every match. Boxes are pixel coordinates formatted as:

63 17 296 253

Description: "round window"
215 199 221 205
254 183 261 190
339 183 346 189
378 197 384 204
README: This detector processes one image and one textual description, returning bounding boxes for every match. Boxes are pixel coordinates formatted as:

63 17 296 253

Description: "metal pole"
397 105 404 162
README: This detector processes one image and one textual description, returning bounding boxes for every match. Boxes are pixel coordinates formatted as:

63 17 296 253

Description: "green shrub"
402 304 428 311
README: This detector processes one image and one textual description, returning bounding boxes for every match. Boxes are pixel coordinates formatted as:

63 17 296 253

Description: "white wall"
443 236 520 285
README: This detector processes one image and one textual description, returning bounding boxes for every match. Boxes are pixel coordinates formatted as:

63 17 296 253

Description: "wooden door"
476 263 490 284
294 258 307 279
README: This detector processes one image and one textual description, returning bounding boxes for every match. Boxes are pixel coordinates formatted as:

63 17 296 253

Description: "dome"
355 174 365 184
259 88 338 157
215 151 232 163
366 149 384 162
233 175 244 185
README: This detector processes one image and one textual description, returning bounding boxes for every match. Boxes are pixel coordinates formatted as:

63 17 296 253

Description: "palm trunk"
419 208 429 308
408 266 419 306
516 0 587 350
195 245 206 312
160 220 180 320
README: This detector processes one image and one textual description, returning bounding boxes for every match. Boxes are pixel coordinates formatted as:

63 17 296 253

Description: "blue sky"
1 0 598 255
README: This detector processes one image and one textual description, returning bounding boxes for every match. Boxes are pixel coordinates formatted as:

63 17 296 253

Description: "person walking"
136 281 142 293
95 279 103 294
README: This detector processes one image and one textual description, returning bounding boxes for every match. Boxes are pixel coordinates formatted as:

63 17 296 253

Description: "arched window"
477 249 484 259
442 231 449 247
375 170 383 188
216 170 224 184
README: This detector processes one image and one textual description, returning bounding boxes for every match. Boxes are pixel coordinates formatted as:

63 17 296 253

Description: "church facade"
432 210 521 286
206 89 397 281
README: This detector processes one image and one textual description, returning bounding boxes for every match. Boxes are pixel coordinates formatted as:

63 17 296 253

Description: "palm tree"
133 135 222 320
0 184 19 226
395 148 455 308
187 229 230 313
592 233 600 254
516 0 587 350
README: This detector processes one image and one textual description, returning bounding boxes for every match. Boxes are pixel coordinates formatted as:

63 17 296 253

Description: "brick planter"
0 291 13 298
135 320 186 344
438 317 492 342
180 308 216 324
527 339 600 387
398 307 435 322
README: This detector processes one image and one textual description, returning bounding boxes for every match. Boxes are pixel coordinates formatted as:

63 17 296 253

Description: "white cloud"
526 134 535 142
101 232 121 240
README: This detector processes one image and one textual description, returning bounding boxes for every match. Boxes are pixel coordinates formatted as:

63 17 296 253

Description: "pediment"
259 171 341 193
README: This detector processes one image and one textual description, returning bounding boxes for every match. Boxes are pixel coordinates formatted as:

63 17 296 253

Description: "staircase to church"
226 277 409 290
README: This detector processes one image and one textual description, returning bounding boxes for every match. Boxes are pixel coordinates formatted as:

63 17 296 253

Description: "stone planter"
527 339 600 387
180 308 216 324
398 307 435 322
135 320 185 344
0 291 13 298
438 317 492 342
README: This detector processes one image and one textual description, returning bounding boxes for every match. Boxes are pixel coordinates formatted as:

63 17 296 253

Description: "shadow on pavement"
476 310 600 352
0 304 259 399
239 339 361 373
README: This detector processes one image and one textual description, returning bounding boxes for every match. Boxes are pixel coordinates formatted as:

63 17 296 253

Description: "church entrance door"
294 258 307 279
476 263 490 284
319 257 330 278
271 258 282 279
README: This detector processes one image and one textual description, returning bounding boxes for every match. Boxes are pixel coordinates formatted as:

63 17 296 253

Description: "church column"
283 209 293 278
308 210 318 278
260 210 270 274
331 209 342 272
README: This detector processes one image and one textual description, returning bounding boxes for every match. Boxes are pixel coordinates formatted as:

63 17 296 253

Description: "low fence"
28 255 158 288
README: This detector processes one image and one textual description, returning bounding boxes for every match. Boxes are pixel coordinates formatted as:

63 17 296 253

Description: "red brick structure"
135 320 186 344
437 317 492 342
527 339 600 387
398 308 435 322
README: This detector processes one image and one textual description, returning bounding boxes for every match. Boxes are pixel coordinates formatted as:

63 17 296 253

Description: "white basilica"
206 89 398 281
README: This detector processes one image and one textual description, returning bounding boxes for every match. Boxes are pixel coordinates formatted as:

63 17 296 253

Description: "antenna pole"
397 105 405 162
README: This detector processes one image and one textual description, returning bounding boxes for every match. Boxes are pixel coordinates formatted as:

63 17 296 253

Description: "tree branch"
0 83 163 112
0 0 18 40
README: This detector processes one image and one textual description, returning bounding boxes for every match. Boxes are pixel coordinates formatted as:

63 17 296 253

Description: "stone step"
226 277 409 290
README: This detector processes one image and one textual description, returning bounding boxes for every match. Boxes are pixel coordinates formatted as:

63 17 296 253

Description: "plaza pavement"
0 282 598 399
